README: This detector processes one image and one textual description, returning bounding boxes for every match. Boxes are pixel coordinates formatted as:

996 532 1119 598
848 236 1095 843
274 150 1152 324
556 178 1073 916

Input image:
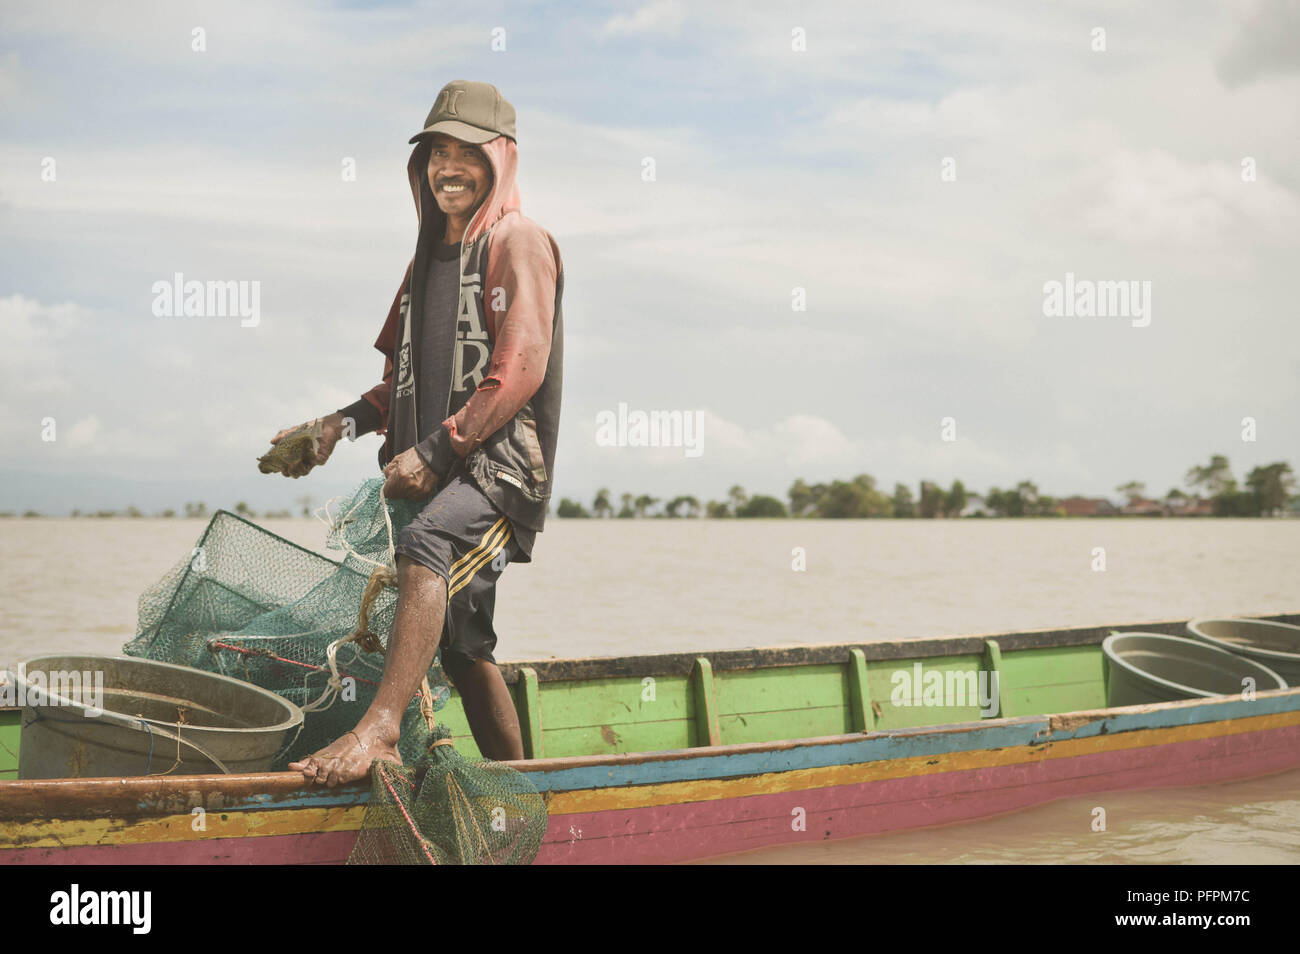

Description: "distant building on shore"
1121 497 1166 516
1166 496 1215 517
960 495 993 517
1059 497 1120 517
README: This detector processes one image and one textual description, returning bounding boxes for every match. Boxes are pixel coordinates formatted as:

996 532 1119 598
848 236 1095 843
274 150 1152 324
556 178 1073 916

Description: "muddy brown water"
2 516 1296 863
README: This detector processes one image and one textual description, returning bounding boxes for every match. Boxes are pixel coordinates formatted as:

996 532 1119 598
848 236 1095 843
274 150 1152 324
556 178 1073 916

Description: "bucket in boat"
1186 618 1300 685
11 654 303 779
1102 632 1287 707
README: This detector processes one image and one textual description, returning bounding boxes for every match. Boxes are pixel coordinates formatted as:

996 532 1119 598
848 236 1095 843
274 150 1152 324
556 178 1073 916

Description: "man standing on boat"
269 80 563 785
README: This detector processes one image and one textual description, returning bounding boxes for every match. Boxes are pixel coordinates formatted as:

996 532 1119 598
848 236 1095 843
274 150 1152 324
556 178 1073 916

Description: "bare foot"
289 728 402 787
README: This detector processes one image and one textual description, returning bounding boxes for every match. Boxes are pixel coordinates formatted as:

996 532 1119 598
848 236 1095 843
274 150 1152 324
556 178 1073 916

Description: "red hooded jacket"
350 134 564 544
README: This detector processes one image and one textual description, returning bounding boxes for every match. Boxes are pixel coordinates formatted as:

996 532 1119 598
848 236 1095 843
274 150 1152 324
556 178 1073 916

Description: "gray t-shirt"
417 241 462 432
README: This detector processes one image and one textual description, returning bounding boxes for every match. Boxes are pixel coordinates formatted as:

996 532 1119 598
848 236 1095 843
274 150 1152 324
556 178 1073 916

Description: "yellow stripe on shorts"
447 517 512 597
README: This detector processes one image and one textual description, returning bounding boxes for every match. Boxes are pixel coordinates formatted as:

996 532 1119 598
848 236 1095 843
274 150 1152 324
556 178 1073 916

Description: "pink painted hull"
3 723 1295 865
533 722 1300 864
2 830 357 866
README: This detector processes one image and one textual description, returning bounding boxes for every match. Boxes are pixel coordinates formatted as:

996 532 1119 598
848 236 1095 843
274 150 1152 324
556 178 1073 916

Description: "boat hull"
4 612 1299 864
2 689 1298 865
533 698 1300 863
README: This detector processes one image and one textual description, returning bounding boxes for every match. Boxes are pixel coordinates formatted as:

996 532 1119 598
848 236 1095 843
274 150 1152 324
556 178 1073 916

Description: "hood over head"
406 134 521 248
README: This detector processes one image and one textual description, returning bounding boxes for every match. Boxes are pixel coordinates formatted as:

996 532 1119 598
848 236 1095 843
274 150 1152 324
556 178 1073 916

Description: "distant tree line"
556 486 792 519
1180 456 1294 516
8 455 1292 520
554 455 1297 519
10 496 311 520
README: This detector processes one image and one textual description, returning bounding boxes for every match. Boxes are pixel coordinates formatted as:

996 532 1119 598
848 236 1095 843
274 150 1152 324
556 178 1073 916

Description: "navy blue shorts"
393 472 523 678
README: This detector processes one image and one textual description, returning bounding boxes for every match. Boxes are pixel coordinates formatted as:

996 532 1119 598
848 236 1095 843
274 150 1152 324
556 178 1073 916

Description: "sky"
1 0 1298 515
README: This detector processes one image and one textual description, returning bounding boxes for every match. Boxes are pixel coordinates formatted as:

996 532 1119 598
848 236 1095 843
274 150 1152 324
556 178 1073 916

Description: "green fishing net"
124 477 547 864
124 479 445 768
348 724 548 865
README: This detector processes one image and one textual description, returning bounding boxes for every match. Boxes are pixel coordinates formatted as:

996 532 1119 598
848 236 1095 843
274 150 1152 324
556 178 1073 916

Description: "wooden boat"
2 610 1298 865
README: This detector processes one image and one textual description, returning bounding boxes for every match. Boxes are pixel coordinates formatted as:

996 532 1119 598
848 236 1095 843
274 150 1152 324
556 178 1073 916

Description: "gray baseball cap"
409 80 516 145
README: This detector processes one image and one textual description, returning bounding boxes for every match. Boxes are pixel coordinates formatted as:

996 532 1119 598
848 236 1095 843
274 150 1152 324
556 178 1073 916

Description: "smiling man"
272 80 564 785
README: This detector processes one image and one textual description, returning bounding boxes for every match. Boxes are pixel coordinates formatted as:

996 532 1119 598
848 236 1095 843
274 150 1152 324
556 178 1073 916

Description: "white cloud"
2 1 479 75
0 294 87 393
1076 149 1300 247
0 144 407 235
63 415 102 448
601 1 687 36
701 411 860 465
826 87 1005 139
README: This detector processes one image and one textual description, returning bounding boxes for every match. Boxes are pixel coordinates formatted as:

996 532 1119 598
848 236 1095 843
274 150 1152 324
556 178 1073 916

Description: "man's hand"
383 447 438 499
268 412 348 478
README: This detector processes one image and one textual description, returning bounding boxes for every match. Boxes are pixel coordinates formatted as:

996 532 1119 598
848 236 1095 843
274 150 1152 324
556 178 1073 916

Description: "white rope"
302 482 398 713
314 481 396 571
299 636 348 713
312 495 342 538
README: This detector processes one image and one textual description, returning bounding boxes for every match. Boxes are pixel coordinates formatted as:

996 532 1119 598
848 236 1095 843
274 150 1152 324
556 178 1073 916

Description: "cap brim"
408 120 500 145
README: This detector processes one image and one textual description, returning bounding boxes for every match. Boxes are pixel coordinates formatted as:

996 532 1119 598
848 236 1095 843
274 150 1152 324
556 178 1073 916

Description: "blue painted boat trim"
523 691 1300 793
137 689 1300 812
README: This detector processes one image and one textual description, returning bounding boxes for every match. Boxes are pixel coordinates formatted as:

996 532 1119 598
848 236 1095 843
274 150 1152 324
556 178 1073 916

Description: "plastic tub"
1186 618 1300 686
1102 632 1287 708
12 654 302 779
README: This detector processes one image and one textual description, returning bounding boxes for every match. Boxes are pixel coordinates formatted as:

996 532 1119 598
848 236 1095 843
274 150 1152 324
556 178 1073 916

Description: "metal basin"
12 654 302 779
1187 618 1300 685
1102 632 1287 708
